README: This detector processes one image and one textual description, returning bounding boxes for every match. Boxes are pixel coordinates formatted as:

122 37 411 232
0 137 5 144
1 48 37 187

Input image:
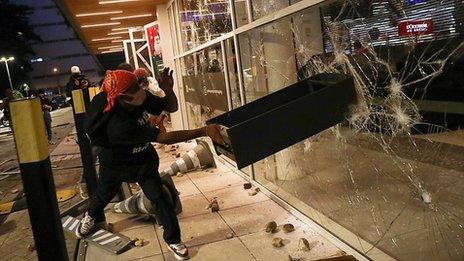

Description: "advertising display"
144 21 163 77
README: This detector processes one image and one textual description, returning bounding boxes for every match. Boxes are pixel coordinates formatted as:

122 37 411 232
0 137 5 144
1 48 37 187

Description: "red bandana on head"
133 68 149 78
101 70 138 112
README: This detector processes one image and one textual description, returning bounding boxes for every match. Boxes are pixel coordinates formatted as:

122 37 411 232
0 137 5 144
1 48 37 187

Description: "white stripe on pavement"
92 230 106 237
69 220 80 231
62 217 72 228
100 236 121 245
93 233 112 242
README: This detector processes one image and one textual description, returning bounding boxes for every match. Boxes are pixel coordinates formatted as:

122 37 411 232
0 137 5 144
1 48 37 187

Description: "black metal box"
207 73 356 169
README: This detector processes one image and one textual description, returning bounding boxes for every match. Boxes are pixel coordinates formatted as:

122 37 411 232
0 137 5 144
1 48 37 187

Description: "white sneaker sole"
168 246 189 260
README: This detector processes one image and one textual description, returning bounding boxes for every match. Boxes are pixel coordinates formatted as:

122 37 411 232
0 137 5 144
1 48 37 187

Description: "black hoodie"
84 91 167 165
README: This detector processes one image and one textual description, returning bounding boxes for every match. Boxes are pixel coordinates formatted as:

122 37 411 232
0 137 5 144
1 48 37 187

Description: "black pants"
43 110 52 141
88 158 181 244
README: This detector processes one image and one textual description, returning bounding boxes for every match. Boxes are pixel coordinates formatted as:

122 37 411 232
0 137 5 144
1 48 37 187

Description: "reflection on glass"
235 0 250 27
178 0 232 51
240 0 464 260
180 44 228 128
225 38 242 108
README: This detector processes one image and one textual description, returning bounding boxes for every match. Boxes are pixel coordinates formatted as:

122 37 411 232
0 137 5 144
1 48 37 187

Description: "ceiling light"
99 0 144 4
92 36 122 42
111 39 125 43
81 22 120 28
112 27 129 31
76 11 123 17
98 45 123 50
101 49 124 54
108 31 128 35
110 14 152 20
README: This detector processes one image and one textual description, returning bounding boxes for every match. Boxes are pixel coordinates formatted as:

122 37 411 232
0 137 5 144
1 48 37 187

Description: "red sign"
398 19 434 36
145 24 162 58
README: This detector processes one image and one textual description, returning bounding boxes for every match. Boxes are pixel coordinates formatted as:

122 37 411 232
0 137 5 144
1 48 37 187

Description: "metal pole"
71 89 105 223
4 60 13 91
9 97 68 260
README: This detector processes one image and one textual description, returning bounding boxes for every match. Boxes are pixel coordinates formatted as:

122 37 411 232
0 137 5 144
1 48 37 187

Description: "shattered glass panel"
235 0 250 26
178 0 233 51
251 0 290 20
181 43 228 129
239 0 464 260
225 38 243 108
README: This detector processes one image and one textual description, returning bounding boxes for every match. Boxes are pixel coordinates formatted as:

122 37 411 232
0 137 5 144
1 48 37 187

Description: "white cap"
71 66 81 74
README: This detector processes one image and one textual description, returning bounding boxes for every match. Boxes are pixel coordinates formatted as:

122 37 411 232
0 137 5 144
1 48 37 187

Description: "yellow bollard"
9 97 68 260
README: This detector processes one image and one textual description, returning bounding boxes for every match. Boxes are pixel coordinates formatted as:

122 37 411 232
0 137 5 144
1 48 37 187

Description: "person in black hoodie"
80 68 224 260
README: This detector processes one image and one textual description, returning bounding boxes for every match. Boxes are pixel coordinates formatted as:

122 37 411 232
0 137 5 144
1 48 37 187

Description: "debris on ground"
248 190 257 196
175 153 181 158
130 237 139 243
134 239 144 247
176 173 184 177
11 189 18 194
272 237 284 248
265 221 277 233
298 238 311 251
248 187 260 196
287 255 302 261
243 183 252 190
226 232 234 239
27 244 36 252
282 223 294 233
207 199 220 212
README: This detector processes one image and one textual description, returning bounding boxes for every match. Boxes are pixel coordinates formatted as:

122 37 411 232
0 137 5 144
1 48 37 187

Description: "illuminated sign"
398 19 434 36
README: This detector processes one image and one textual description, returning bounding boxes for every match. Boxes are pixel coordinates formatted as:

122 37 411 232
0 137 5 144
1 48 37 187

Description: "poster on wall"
144 21 163 77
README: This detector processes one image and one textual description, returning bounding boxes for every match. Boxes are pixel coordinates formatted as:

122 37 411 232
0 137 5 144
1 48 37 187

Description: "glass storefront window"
180 43 229 129
250 0 304 20
239 1 464 260
178 0 233 51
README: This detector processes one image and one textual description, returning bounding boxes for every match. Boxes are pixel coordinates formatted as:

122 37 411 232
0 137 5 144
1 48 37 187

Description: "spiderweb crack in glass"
237 0 464 260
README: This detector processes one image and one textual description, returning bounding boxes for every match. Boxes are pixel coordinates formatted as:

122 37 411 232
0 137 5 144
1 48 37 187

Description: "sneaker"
75 212 96 239
167 242 189 260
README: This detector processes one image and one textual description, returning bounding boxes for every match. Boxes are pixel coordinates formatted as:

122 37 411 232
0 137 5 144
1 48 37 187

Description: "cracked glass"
238 0 464 260
178 0 233 51
181 43 228 129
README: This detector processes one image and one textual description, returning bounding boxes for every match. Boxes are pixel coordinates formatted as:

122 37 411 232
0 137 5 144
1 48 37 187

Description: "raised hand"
157 67 174 92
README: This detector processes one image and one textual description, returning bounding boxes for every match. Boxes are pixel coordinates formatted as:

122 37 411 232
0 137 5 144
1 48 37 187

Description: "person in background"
38 90 54 144
66 66 90 100
1 89 14 122
80 68 224 260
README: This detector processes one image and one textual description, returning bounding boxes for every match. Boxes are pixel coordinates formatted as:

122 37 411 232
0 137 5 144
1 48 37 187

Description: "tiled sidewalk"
85 142 346 261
